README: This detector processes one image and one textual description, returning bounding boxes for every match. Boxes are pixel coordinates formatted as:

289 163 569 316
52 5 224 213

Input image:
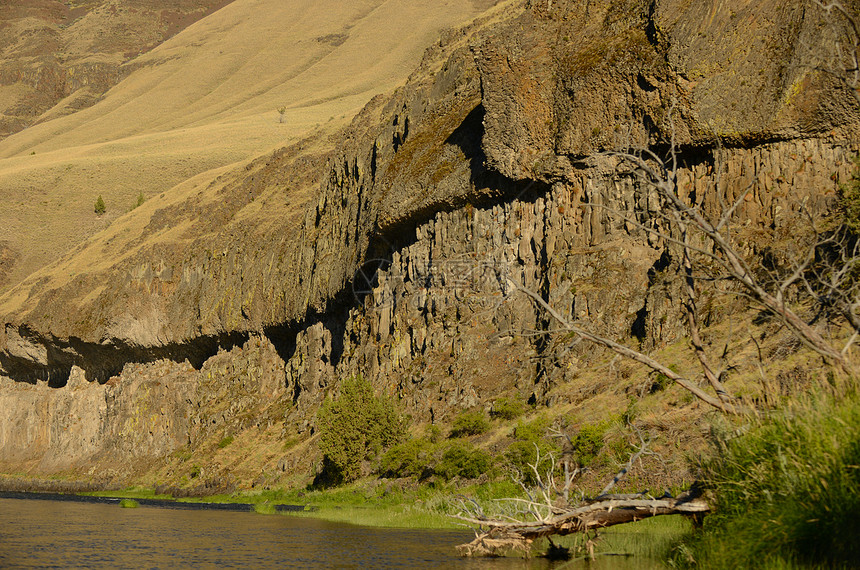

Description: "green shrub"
94 195 106 215
621 398 638 425
132 192 145 210
119 499 139 509
316 376 406 486
511 414 550 441
650 364 679 394
651 372 672 393
449 410 490 438
379 421 499 480
173 448 192 462
569 421 608 466
436 441 493 480
217 435 234 449
378 438 434 478
505 415 560 483
490 397 526 420
678 391 860 568
504 439 559 484
425 424 442 443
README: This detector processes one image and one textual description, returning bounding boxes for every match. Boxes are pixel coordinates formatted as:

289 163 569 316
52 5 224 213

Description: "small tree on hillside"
94 195 106 215
315 376 406 486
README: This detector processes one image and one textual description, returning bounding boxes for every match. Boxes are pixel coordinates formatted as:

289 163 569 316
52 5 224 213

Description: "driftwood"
453 435 710 558
454 489 709 557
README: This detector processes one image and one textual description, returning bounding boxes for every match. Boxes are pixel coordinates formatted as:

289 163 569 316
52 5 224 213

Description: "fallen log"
455 489 710 557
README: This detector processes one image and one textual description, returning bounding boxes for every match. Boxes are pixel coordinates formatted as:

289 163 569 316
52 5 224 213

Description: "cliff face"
0 0 858 487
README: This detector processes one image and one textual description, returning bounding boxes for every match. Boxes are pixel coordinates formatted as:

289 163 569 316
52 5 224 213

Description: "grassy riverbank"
81 479 696 566
84 479 520 529
672 388 860 568
266 388 860 567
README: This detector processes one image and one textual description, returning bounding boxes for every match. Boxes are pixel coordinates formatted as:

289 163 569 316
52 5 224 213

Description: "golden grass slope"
0 0 496 295
0 1 235 139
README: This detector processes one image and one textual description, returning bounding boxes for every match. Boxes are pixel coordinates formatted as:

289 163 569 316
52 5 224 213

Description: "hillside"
0 0 496 291
0 0 235 141
0 0 858 511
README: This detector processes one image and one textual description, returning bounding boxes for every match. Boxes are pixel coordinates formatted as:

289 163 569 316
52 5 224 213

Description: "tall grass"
278 480 463 528
546 516 693 569
678 389 860 568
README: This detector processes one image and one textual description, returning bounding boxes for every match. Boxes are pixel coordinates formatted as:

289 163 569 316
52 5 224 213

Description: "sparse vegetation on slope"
93 195 106 216
0 0 493 295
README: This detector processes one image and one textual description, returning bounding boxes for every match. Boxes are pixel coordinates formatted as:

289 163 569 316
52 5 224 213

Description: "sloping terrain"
0 0 497 292
0 0 858 495
0 0 235 140
0 0 235 289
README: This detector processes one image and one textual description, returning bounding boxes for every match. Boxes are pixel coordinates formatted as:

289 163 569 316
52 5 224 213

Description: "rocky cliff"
1 0 858 489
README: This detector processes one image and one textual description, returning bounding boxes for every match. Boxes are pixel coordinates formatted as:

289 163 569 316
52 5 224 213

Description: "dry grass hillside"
0 0 235 140
0 0 499 293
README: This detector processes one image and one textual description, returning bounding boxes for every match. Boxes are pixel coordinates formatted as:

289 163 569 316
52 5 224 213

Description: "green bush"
504 439 559 484
569 421 608 466
94 195 106 215
505 415 560 484
316 376 406 486
436 441 493 480
173 448 192 462
490 397 526 420
132 192 145 210
378 438 434 478
425 424 442 443
378 434 495 481
511 414 550 441
678 391 860 568
217 435 234 449
449 410 490 438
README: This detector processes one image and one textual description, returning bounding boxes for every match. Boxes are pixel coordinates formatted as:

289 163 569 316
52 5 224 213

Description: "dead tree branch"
454 437 710 558
610 147 854 373
598 426 648 497
455 491 709 558
504 126 858 413
508 278 737 413
812 0 860 91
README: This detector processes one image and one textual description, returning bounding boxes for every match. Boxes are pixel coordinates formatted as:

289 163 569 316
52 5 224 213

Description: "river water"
0 496 550 569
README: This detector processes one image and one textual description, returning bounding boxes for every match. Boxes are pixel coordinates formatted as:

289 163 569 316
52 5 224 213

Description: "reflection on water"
0 497 547 569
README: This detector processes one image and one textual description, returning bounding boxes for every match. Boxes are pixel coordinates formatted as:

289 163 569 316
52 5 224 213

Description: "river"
0 495 550 569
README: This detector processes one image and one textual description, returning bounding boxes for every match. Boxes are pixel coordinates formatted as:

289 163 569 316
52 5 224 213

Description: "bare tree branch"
812 0 860 90
508 277 737 413
605 144 855 375
453 440 710 558
598 427 648 497
681 219 732 402
453 454 710 556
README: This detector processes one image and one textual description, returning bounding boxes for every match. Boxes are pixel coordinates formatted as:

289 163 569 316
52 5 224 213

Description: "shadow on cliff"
0 328 250 387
